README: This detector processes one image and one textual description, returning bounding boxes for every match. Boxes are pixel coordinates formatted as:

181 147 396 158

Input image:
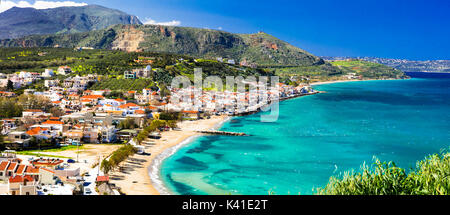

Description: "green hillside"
0 24 324 67
331 59 407 79
0 47 273 92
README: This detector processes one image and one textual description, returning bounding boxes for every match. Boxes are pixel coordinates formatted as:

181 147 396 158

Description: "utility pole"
97 155 101 176
38 139 40 158
76 139 79 162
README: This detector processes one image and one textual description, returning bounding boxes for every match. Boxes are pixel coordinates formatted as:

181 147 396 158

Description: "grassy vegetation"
272 63 343 79
1 25 324 67
0 47 274 89
330 59 407 79
18 145 84 153
15 151 73 159
12 145 84 159
316 151 450 195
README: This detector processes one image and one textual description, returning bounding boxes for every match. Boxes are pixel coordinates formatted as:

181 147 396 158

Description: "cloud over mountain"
0 0 88 13
143 17 181 26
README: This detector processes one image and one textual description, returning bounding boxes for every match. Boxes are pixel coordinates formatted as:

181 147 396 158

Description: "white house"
42 69 55 78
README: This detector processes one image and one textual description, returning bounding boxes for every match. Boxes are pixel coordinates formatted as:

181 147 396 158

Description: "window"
0 172 3 176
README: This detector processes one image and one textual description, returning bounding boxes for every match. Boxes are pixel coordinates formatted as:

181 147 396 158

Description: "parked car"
85 188 92 195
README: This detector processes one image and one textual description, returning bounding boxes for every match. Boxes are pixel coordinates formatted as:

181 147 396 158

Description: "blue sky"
3 0 449 60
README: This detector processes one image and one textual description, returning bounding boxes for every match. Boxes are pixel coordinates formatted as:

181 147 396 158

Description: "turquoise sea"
160 76 450 195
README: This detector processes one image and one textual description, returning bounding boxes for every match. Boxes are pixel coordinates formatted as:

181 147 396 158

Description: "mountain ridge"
0 5 142 39
0 24 325 67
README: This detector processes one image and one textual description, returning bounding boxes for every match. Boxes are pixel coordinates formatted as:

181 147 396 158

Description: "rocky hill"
0 5 142 39
0 24 324 67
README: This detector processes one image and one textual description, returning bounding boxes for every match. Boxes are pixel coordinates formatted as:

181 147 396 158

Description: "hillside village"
0 51 316 195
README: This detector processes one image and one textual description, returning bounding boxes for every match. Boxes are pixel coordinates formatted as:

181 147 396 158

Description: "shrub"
316 151 449 195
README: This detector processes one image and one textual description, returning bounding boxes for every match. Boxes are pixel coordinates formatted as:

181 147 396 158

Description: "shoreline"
148 116 231 195
115 78 401 195
110 115 230 195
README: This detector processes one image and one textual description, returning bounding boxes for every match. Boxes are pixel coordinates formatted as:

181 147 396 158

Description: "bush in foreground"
316 151 449 195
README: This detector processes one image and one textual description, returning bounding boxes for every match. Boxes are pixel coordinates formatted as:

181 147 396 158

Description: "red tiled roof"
96 176 109 182
25 167 40 174
27 127 43 136
32 159 64 166
16 165 27 175
7 162 18 171
24 109 43 113
42 120 64 125
118 103 138 109
9 175 34 183
80 95 104 100
135 110 145 114
0 161 9 171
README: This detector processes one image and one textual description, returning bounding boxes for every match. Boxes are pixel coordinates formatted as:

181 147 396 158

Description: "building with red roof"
96 175 109 186
31 158 64 169
8 175 37 195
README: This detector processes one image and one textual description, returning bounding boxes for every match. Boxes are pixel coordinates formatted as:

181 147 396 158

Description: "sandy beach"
109 115 229 195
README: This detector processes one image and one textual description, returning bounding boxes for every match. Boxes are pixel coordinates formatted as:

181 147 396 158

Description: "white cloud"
143 17 181 26
218 27 223 30
0 1 88 13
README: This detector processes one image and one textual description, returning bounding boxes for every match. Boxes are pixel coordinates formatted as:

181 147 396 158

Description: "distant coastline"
405 72 450 78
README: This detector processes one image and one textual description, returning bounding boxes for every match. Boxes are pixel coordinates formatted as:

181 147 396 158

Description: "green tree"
118 117 137 129
6 80 14 91
100 159 112 174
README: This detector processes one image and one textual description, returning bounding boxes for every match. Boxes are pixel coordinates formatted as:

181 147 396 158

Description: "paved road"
83 166 101 195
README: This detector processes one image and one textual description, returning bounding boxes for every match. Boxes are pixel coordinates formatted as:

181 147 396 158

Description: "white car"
85 188 92 195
